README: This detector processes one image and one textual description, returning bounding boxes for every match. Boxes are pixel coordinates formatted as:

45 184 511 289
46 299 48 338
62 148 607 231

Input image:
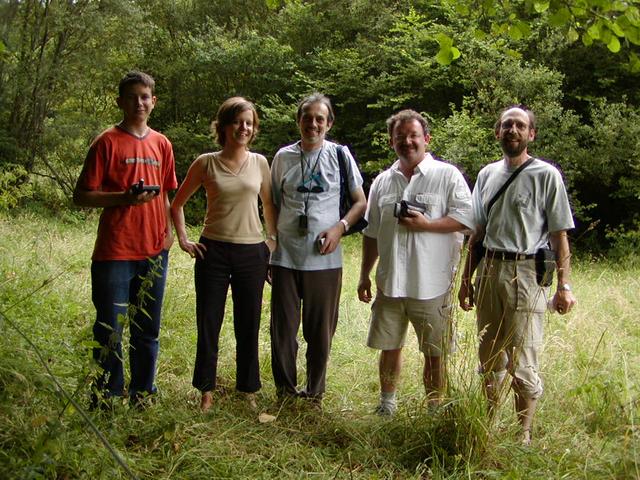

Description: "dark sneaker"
130 392 156 410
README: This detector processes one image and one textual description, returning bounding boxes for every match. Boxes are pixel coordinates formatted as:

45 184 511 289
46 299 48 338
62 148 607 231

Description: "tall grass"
0 209 638 479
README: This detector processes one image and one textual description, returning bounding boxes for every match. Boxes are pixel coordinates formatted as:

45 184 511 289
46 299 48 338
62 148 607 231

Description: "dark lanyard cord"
299 144 323 214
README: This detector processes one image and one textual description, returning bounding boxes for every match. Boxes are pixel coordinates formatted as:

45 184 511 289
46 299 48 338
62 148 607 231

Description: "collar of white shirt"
391 152 435 176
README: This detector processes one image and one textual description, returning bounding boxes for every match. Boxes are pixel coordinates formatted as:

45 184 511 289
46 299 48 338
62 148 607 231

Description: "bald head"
495 106 536 134
495 106 536 159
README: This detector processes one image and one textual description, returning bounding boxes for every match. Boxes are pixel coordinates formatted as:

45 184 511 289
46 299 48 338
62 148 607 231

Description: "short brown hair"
386 109 430 138
118 71 155 97
212 97 259 147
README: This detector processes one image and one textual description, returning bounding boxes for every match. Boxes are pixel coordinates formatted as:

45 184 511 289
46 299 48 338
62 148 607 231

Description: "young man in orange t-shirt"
74 71 177 409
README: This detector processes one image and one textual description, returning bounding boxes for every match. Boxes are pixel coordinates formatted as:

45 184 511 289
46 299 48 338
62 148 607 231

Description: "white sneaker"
374 402 396 417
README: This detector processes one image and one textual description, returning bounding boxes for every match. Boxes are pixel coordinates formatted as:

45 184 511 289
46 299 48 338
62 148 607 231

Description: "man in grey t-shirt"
458 105 577 445
270 93 366 404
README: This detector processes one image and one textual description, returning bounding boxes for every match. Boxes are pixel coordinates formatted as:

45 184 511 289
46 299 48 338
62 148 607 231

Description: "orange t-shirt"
79 126 178 261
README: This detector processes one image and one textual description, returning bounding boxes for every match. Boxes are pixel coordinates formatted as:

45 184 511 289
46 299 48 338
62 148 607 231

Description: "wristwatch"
340 219 349 232
558 283 572 292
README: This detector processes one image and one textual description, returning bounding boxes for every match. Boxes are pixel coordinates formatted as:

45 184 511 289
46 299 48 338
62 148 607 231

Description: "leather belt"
486 249 535 261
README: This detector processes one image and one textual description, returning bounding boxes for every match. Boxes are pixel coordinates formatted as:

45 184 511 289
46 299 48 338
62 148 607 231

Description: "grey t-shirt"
270 140 363 270
472 158 575 254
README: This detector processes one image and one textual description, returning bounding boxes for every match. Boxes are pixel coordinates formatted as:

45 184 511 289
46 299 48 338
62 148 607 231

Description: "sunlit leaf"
509 24 523 40
609 22 625 37
482 0 496 15
587 23 601 40
617 15 632 30
491 22 509 35
627 6 640 26
625 25 640 45
549 7 571 27
534 0 550 13
436 47 453 65
613 1 629 12
454 3 470 15
506 48 522 59
435 40 460 65
629 52 640 72
600 25 613 43
473 28 488 40
582 31 594 46
567 27 580 42
517 21 532 37
607 36 621 52
436 33 453 48
570 5 587 17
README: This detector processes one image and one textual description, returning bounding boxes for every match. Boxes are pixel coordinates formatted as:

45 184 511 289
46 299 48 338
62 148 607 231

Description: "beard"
501 136 528 157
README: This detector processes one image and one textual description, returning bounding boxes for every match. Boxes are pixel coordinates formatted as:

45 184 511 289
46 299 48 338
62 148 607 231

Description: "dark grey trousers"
269 266 342 398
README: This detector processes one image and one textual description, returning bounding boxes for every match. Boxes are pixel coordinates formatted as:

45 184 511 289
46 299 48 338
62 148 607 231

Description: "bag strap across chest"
484 157 534 220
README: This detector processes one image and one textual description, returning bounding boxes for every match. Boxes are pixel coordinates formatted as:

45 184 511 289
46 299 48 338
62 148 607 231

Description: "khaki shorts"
366 290 453 357
475 257 549 399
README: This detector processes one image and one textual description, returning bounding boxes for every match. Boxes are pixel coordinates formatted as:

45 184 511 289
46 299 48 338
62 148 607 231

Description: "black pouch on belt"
535 247 556 287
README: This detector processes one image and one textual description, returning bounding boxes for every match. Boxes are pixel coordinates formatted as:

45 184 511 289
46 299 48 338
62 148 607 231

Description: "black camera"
130 178 160 195
393 200 426 218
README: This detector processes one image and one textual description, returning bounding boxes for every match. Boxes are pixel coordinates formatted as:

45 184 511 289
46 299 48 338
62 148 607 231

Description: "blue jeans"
91 251 168 400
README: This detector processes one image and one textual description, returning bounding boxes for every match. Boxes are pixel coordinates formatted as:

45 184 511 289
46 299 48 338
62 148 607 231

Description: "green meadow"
1 209 638 479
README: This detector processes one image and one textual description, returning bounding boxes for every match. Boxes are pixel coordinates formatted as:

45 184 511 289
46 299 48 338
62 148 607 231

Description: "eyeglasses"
500 120 529 131
392 133 425 143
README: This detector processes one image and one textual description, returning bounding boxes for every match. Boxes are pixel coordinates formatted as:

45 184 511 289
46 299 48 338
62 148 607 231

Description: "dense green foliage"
1 0 640 250
1 211 638 478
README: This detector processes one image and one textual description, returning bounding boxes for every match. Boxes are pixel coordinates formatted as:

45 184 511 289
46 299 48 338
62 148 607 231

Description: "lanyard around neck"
299 144 324 212
299 145 323 182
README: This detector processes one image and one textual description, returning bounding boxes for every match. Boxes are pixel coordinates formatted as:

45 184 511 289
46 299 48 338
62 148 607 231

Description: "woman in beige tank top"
171 97 277 412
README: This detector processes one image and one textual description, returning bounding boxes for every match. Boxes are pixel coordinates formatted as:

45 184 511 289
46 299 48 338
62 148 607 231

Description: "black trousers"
192 238 269 393
270 266 342 398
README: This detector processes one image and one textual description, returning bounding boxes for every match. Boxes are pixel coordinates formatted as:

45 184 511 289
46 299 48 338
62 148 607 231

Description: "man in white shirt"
358 109 473 415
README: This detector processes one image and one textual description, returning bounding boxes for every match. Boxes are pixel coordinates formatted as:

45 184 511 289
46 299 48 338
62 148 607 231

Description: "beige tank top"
199 151 270 244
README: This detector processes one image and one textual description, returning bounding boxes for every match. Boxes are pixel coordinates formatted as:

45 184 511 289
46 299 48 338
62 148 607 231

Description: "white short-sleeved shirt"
270 140 363 270
472 158 575 254
364 154 474 300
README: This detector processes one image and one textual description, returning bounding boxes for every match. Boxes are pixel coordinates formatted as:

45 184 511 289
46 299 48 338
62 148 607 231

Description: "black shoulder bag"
472 157 534 260
337 146 368 236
